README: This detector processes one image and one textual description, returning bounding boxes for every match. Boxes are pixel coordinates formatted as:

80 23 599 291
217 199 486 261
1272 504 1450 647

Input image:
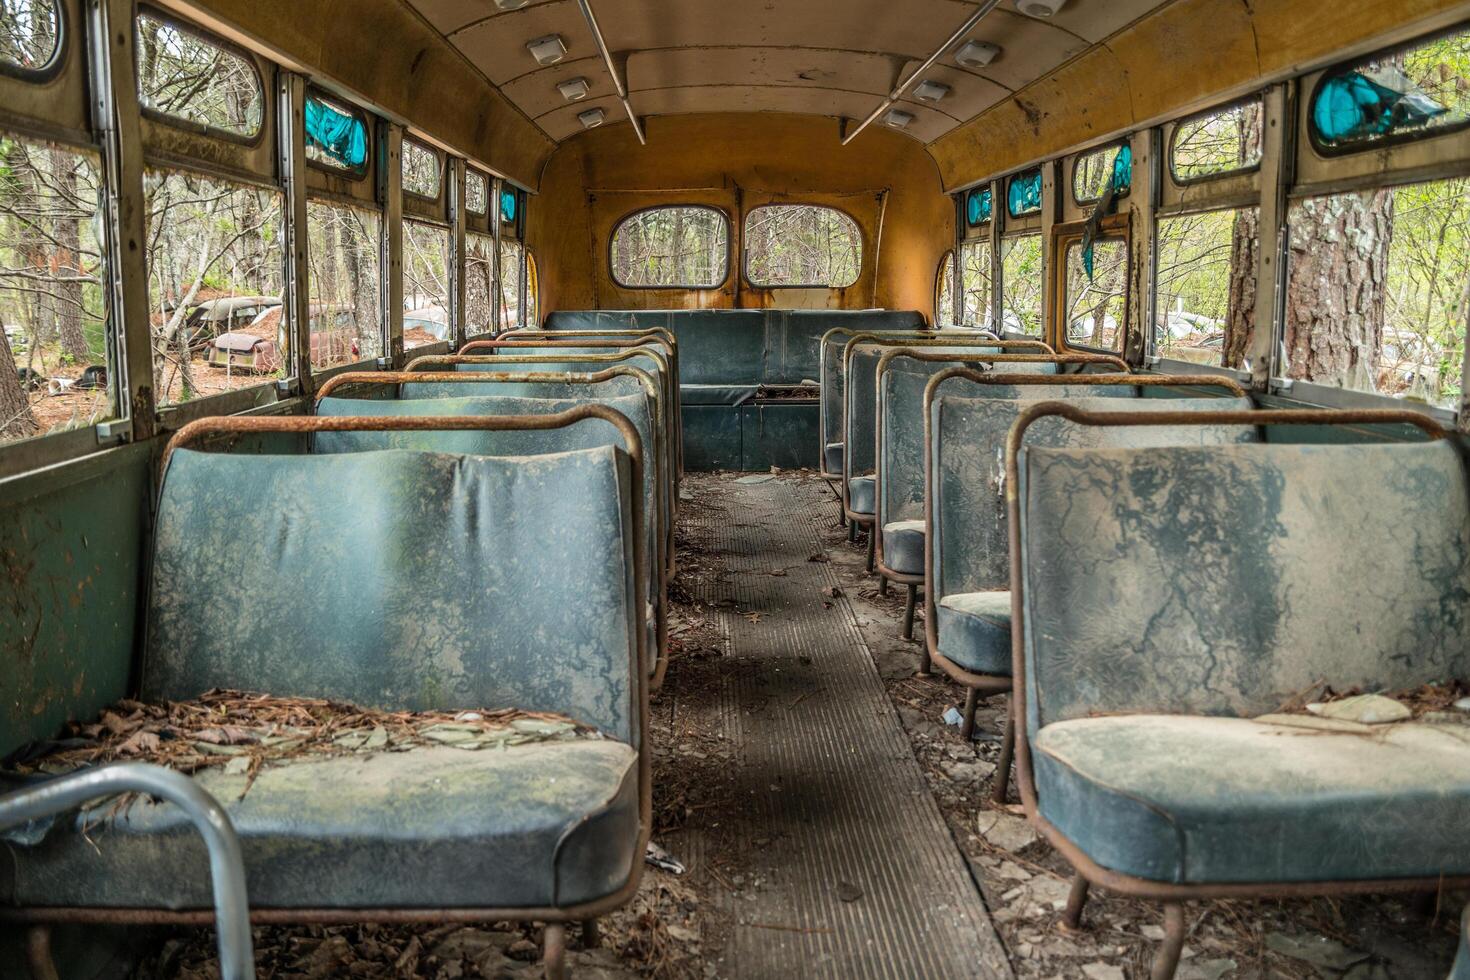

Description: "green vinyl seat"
2 444 646 915
1018 439 1470 886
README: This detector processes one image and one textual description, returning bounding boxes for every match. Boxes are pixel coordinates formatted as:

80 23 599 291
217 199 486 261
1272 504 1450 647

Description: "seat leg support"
879 575 889 597
1062 874 1091 931
848 519 857 542
902 584 917 639
544 923 567 980
865 530 876 572
992 710 1016 805
960 688 980 741
1150 905 1187 980
26 927 59 980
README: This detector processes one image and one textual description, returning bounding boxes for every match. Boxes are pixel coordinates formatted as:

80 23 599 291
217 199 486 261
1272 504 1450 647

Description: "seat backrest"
877 358 1098 529
933 394 1256 605
144 445 642 743
1018 438 1470 734
400 375 645 401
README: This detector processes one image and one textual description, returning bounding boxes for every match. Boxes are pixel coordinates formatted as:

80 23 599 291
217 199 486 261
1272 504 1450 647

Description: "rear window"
610 205 729 289
136 12 263 139
744 205 862 288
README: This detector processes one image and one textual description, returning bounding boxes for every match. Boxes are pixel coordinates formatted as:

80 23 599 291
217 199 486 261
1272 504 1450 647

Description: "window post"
1129 128 1158 368
448 157 467 348
1251 83 1292 392
1039 163 1058 347
278 72 311 399
88 0 156 443
988 179 1002 335
381 122 404 366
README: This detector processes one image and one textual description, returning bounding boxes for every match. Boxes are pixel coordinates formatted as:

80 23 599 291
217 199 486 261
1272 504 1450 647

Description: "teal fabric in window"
1110 145 1133 195
966 188 992 226
501 189 518 226
1007 170 1042 217
1082 145 1133 280
305 94 368 171
1312 67 1449 147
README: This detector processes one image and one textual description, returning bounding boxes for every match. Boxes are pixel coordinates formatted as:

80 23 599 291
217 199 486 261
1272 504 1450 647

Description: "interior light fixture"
494 0 529 9
883 108 915 130
578 107 606 129
913 80 951 102
558 77 590 101
526 34 567 66
955 40 1001 68
1015 0 1066 17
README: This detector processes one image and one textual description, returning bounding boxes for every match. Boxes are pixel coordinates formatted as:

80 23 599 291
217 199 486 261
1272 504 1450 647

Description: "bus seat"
1454 905 1470 980
1018 439 1470 884
6 443 646 913
928 395 1255 727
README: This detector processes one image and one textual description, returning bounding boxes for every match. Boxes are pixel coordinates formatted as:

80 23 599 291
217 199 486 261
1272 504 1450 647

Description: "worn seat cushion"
936 591 1011 675
1034 714 1470 885
680 383 757 406
824 441 843 476
4 741 639 910
848 475 875 515
881 520 924 576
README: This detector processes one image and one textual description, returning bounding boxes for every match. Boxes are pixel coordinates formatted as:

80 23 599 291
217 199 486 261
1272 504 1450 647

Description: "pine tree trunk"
50 149 90 363
1223 209 1257 369
0 315 38 439
1284 189 1394 385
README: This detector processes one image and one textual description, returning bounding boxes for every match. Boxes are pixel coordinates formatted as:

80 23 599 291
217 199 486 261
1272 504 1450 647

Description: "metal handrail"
0 763 254 980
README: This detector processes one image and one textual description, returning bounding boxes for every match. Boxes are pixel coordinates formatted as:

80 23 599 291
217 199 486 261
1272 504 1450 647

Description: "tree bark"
1223 208 1257 369
0 314 38 439
50 148 90 363
1283 189 1394 385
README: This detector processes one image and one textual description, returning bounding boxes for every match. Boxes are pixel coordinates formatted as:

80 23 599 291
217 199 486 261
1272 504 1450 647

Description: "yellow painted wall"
528 113 955 319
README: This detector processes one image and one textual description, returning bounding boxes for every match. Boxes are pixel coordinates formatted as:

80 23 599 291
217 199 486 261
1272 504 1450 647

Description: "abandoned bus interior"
2 0 1470 977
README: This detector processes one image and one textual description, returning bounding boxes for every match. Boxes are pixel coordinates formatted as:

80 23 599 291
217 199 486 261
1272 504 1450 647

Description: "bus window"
610 205 728 289
306 199 382 368
1064 238 1127 352
0 0 59 76
936 251 956 325
1074 144 1132 204
1171 99 1263 182
1155 207 1259 368
959 239 992 329
403 220 450 349
136 12 263 140
401 139 441 199
1284 178 1468 408
465 231 495 337
498 239 523 330
1000 234 1044 336
744 204 861 288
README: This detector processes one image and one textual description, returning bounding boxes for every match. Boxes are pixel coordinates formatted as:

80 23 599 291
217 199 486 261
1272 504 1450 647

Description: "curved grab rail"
0 763 254 980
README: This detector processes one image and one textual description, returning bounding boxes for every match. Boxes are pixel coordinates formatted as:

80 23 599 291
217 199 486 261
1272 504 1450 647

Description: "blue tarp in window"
1312 66 1450 147
1007 170 1042 217
1110 145 1133 195
500 189 518 226
305 94 368 171
966 188 992 226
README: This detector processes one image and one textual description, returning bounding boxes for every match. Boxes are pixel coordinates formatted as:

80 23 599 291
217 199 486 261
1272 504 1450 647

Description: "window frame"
400 135 443 202
1053 216 1131 355
1006 168 1044 219
0 0 67 83
133 6 266 148
742 202 864 290
1071 142 1132 206
1167 95 1266 188
607 203 732 291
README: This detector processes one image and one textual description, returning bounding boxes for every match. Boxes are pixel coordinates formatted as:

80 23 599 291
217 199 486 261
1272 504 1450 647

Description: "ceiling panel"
404 0 1180 145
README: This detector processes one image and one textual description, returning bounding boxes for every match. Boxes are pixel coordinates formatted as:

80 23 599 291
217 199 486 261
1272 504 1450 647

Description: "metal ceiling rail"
575 0 647 145
841 0 1004 146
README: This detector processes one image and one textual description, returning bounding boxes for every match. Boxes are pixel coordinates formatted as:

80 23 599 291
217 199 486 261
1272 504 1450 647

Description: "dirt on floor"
790 472 1467 980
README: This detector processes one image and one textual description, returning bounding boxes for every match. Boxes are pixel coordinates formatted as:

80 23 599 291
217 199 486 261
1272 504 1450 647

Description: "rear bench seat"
314 385 669 688
1012 407 1470 977
546 310 924 470
1 418 648 972
924 374 1253 749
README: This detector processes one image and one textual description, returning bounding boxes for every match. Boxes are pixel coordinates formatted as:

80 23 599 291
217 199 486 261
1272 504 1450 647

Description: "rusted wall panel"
529 113 953 318
1 445 150 754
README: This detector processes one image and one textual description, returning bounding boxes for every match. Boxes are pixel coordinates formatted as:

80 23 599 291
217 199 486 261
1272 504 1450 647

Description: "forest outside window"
465 170 488 216
1064 239 1127 352
403 220 450 349
1155 207 1258 368
145 169 284 403
959 240 992 329
1171 99 1263 182
498 239 523 331
610 205 728 289
999 235 1043 336
1283 177 1468 409
936 251 955 325
744 205 861 288
0 135 110 446
401 139 441 200
306 199 382 369
0 0 61 77
136 12 263 141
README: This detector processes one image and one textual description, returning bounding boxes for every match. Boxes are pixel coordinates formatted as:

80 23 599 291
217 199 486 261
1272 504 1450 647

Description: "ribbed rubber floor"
690 475 1010 979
